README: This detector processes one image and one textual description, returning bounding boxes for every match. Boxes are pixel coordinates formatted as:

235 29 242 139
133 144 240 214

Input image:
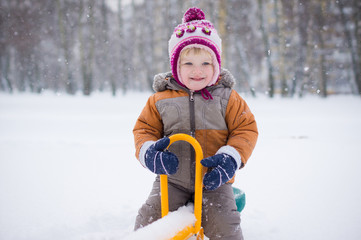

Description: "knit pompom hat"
168 7 222 88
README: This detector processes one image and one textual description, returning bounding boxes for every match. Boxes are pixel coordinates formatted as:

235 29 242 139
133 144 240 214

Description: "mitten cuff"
216 145 242 169
139 140 155 168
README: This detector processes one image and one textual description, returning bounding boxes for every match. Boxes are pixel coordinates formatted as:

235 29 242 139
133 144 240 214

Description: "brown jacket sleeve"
133 94 163 160
225 90 258 167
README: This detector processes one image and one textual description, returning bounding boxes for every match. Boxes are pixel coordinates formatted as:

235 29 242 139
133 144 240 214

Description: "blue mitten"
144 137 179 175
201 153 237 190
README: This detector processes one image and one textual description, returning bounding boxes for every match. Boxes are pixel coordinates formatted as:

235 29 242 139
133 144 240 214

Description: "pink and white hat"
168 7 222 88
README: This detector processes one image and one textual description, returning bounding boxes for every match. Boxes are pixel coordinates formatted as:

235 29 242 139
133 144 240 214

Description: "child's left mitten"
144 137 179 175
201 153 237 190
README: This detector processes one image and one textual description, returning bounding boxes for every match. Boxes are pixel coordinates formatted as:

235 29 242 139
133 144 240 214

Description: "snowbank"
1 93 361 240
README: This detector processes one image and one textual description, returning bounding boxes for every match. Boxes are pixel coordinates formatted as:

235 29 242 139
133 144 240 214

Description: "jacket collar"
153 68 236 93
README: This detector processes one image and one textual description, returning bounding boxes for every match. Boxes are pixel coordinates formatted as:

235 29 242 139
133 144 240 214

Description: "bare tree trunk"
16 50 27 92
314 1 328 97
78 0 86 94
28 49 42 93
274 0 288 97
258 0 275 97
99 0 116 96
56 0 76 94
153 0 167 75
87 0 95 95
236 41 256 97
117 0 129 94
218 0 227 66
292 0 310 98
143 0 155 90
0 47 13 93
0 0 13 93
79 0 95 96
338 0 361 94
355 0 361 89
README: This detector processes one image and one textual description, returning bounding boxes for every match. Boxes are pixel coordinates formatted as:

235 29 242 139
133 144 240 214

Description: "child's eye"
203 62 211 65
184 62 193 65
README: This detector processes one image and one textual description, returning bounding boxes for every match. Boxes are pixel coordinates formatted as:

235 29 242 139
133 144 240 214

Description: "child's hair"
180 47 212 59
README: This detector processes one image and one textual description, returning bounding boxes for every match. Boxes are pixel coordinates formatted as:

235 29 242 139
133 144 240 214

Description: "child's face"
179 49 214 91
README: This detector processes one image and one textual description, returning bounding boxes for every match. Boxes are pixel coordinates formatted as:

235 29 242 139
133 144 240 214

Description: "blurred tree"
142 0 155 90
0 0 13 92
258 0 275 97
78 0 95 96
218 0 227 66
7 0 44 92
274 0 287 97
0 0 359 97
355 0 361 93
314 0 328 98
117 0 129 94
56 0 76 94
338 0 361 94
292 0 310 97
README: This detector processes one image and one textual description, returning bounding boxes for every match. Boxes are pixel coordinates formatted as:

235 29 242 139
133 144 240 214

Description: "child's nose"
192 66 203 75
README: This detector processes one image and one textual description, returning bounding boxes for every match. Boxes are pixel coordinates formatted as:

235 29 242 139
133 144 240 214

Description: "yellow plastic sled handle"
160 134 204 240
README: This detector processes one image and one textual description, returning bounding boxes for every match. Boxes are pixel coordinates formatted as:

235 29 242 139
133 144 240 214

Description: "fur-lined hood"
152 68 236 92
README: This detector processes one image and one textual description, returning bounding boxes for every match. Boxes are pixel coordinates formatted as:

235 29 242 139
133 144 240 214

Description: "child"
133 7 258 240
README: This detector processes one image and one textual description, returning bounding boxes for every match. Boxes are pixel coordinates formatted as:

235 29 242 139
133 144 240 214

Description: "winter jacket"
133 69 258 190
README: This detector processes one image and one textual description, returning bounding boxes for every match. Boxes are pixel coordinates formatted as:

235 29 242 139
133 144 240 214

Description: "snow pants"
134 178 243 240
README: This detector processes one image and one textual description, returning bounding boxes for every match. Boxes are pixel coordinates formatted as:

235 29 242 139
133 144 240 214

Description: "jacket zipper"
189 90 195 137
189 90 196 188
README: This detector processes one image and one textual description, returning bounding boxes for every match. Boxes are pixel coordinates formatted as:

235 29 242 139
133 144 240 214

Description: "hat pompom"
183 7 205 23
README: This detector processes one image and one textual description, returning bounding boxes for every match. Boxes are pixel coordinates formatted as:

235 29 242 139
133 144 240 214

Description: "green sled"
233 187 246 212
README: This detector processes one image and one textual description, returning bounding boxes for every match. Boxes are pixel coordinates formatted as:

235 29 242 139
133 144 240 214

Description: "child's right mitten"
144 137 179 175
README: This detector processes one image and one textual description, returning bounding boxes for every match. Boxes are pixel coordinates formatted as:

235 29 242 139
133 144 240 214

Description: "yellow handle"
160 133 204 235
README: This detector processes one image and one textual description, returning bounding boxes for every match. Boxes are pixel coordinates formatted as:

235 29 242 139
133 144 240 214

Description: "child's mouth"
191 77 204 81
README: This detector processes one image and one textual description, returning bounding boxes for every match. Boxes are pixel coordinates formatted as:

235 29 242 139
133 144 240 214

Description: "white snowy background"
1 92 361 240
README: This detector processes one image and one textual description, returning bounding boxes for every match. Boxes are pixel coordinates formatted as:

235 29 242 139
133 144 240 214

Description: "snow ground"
0 92 361 240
